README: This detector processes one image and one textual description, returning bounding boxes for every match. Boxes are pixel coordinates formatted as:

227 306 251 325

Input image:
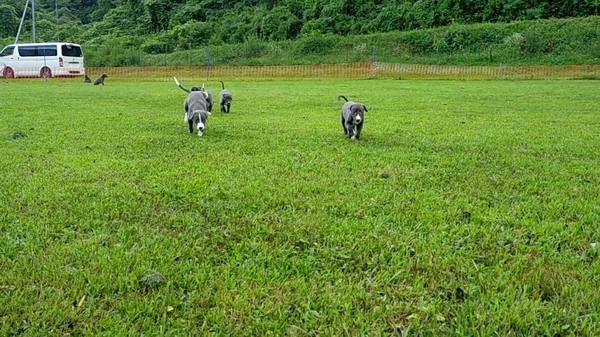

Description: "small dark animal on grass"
174 77 212 137
94 73 108 85
338 95 368 140
84 75 91 83
219 81 233 113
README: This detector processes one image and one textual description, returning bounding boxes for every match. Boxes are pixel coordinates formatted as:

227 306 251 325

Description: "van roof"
6 42 82 47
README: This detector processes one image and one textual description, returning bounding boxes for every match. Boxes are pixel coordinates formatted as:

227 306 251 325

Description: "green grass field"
1 78 599 335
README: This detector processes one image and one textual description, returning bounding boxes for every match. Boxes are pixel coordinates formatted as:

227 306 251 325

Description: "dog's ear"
363 104 368 112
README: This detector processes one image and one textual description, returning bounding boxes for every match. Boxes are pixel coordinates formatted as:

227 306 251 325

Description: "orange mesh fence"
375 63 600 80
3 63 599 81
79 63 600 81
84 63 372 82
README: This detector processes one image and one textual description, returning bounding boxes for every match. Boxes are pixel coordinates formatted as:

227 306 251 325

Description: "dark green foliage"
259 6 302 41
85 36 147 66
2 0 599 67
77 16 600 67
296 34 339 55
0 5 18 38
5 0 600 46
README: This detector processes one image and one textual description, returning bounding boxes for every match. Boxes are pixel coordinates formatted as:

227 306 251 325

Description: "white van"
0 42 85 78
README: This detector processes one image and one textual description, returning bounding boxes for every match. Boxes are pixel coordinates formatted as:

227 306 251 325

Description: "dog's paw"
350 136 356 140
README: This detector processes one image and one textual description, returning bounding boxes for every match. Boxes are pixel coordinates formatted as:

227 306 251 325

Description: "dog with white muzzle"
174 77 212 136
338 95 368 140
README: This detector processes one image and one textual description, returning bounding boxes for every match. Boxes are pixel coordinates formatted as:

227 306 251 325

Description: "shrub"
295 34 338 55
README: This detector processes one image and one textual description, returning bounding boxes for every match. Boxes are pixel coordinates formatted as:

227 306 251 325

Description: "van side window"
0 46 15 57
18 46 37 57
61 45 82 57
17 46 58 57
37 46 57 56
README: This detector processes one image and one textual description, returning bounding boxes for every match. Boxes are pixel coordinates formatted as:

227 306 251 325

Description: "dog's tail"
338 95 349 102
220 81 225 90
174 77 191 94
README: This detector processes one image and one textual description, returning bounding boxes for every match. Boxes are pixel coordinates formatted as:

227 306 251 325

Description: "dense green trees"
2 0 599 43
0 0 598 65
0 5 19 38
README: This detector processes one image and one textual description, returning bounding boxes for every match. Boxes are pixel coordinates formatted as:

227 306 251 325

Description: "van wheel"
3 67 15 79
40 67 52 78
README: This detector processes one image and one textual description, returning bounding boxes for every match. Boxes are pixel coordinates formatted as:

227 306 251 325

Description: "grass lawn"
1 78 599 335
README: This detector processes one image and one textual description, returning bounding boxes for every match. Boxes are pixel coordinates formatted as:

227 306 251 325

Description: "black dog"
338 95 368 140
219 81 233 113
84 74 91 83
94 73 108 85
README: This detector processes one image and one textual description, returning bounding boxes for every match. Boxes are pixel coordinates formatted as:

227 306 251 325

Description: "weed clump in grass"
12 131 26 139
138 271 165 290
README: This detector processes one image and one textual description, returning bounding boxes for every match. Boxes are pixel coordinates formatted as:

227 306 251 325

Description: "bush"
84 36 147 66
172 21 215 49
295 34 339 55
0 5 18 38
84 16 600 67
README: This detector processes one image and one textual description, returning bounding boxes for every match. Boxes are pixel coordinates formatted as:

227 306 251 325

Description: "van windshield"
62 45 83 57
0 46 15 57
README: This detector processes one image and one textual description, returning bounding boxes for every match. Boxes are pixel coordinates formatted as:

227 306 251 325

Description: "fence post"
207 50 212 82
370 47 377 79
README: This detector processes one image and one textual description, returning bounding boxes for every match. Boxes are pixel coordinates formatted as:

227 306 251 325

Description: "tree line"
1 0 599 53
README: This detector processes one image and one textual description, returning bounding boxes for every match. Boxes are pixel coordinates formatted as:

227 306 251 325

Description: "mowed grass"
1 78 599 335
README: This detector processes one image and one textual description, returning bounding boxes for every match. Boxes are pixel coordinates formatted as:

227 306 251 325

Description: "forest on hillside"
1 0 599 53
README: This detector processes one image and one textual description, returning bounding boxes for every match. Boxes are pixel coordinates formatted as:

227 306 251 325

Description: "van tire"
3 67 15 79
40 67 52 78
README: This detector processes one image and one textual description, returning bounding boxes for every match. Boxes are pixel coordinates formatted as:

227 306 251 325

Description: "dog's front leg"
188 120 194 133
355 122 363 140
345 122 355 139
341 116 348 134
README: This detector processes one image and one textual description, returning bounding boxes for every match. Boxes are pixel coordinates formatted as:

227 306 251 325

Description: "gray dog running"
174 77 212 136
338 95 368 140
219 81 233 113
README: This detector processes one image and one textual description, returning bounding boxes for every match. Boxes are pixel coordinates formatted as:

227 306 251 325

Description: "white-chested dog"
338 95 368 140
174 77 212 136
